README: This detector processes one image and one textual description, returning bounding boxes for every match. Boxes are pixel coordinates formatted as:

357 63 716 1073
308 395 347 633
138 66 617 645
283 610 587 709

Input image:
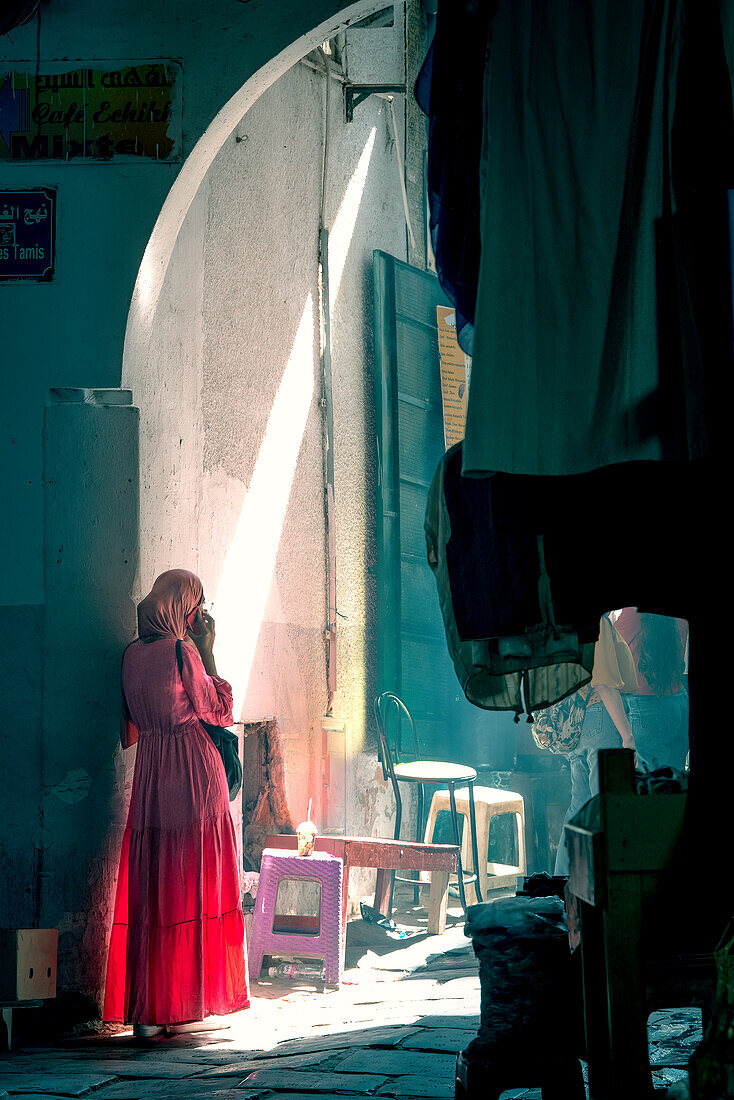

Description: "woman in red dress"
104 569 249 1035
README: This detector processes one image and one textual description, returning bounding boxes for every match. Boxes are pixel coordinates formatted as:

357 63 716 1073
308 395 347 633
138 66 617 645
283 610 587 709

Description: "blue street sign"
0 188 56 280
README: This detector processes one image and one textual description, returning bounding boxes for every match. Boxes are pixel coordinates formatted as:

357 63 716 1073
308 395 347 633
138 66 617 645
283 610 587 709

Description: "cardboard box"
0 929 58 1003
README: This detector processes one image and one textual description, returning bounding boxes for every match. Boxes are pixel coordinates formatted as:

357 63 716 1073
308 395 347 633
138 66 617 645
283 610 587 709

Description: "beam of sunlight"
214 295 315 714
329 125 377 308
325 124 377 753
212 125 378 717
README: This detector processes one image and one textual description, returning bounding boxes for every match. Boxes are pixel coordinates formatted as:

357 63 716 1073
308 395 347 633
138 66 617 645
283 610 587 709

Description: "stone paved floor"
0 891 703 1099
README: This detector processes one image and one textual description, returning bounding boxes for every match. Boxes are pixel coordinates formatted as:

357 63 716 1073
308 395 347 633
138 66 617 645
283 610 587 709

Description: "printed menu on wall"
436 305 471 450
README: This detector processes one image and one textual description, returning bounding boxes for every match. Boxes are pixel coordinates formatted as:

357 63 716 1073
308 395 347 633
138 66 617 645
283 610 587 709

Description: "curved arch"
122 0 385 380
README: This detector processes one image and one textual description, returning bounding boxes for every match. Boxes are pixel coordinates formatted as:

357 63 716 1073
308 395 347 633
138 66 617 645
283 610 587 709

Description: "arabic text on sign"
0 188 55 280
0 63 181 162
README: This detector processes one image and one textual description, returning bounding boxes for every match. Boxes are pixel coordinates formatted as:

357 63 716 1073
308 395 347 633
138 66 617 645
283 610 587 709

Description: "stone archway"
119 0 407 882
122 0 385 383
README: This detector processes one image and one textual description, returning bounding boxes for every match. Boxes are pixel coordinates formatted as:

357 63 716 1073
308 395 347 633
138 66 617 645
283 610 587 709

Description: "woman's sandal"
133 1024 164 1038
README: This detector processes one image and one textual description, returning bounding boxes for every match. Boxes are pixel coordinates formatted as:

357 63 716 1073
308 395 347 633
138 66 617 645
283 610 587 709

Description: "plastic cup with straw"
297 798 317 856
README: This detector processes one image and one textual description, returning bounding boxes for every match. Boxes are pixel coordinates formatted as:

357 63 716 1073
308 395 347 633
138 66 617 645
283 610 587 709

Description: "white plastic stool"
423 786 526 904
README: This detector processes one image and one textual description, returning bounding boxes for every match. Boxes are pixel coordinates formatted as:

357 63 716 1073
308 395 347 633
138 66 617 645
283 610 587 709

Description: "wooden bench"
264 834 461 935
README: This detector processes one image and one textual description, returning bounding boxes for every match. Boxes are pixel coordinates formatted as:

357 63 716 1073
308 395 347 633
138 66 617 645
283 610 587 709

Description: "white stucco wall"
123 29 410 904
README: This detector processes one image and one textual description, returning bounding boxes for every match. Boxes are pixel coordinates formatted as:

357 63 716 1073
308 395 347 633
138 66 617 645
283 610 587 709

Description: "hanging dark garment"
490 460 702 625
414 0 496 356
425 444 597 716
425 444 703 714
463 0 734 478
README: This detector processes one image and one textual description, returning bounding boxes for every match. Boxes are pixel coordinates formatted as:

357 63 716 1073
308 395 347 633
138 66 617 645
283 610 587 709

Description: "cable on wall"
317 46 331 233
385 95 416 253
316 46 338 711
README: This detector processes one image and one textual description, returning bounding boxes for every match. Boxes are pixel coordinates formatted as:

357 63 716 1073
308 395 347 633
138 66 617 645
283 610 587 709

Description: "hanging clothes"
462 0 734 477
425 444 699 714
487 458 700 626
425 443 597 716
414 0 496 355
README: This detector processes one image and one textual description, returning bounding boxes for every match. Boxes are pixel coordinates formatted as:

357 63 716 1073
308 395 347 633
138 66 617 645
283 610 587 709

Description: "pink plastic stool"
249 848 343 986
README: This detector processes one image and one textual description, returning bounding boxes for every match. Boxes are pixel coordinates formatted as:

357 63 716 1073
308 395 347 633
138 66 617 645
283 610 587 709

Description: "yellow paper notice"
436 305 471 450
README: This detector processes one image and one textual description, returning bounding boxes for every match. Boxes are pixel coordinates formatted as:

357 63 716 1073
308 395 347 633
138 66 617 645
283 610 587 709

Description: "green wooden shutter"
373 250 516 769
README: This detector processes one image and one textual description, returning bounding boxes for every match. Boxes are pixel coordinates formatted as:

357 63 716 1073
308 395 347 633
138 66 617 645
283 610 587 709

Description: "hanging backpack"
531 686 590 754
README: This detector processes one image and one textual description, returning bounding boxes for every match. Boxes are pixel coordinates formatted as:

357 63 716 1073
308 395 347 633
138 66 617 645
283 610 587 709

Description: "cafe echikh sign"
0 62 182 162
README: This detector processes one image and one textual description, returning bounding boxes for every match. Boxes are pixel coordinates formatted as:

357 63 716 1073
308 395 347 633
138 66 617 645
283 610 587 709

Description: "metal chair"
373 691 483 914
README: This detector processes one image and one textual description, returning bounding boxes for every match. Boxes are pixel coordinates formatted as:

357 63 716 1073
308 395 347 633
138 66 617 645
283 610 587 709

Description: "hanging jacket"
425 444 701 716
414 0 497 355
425 443 596 717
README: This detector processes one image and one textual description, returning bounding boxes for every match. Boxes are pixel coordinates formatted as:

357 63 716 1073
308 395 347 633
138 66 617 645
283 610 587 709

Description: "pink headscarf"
137 569 204 642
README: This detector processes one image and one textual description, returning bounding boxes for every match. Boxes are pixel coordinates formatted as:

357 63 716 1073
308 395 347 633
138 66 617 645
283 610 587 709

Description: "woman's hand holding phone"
191 608 215 652
188 608 218 677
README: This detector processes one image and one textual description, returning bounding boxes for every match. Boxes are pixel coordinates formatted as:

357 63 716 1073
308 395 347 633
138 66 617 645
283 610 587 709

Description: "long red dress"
104 638 249 1025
